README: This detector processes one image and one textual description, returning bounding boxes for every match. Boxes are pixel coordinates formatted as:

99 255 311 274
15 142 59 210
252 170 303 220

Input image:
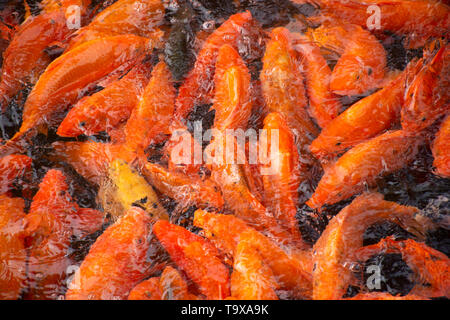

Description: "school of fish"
0 0 449 300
